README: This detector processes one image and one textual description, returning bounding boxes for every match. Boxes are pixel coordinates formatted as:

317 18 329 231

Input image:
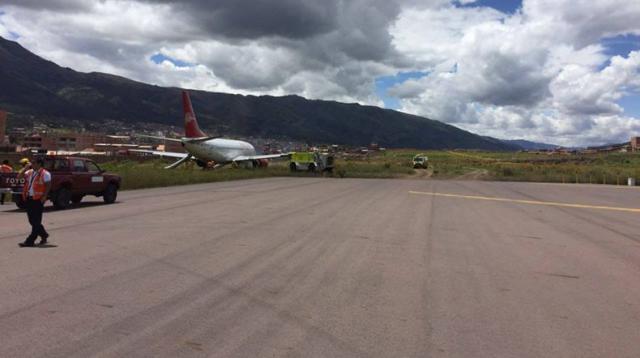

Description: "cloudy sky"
0 0 639 146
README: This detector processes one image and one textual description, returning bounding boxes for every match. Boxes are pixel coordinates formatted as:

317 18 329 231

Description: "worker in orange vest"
17 157 51 247
0 159 12 173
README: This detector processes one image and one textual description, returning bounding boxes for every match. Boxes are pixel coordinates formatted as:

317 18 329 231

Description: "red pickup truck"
0 156 121 210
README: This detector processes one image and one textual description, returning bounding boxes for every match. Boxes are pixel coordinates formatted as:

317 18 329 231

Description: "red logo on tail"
183 91 206 138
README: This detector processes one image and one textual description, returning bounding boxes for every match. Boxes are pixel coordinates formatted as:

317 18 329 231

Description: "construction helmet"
20 158 30 165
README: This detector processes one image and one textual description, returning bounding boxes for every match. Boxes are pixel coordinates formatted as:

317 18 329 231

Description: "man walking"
18 157 51 247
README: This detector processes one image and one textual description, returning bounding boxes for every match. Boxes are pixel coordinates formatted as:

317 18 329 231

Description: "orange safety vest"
0 164 12 173
22 168 49 200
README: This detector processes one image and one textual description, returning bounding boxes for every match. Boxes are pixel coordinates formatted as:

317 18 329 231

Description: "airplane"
134 91 291 169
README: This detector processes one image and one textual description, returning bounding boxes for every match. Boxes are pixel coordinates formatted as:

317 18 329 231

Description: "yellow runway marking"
408 191 640 213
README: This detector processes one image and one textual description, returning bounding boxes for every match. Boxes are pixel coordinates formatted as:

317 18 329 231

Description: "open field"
100 160 290 190
99 157 416 190
99 150 640 191
368 150 640 184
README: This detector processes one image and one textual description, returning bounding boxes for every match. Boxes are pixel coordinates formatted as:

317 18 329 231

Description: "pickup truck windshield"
44 158 70 172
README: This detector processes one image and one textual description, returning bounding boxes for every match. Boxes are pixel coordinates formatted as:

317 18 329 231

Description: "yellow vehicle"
290 152 334 173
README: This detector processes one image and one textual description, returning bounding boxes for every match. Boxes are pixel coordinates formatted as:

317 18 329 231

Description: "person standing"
0 160 12 205
0 159 12 173
18 157 51 247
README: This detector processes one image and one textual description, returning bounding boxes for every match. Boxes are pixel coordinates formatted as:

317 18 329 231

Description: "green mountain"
0 36 516 150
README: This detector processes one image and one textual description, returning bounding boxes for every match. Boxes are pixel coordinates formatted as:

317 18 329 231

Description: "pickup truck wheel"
72 195 83 204
289 162 297 172
53 188 72 210
308 163 316 173
103 184 117 204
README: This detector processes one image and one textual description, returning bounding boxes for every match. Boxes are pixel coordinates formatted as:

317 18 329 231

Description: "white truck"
412 154 428 169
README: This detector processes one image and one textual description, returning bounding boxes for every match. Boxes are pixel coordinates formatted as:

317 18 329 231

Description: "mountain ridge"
0 36 517 150
499 139 559 151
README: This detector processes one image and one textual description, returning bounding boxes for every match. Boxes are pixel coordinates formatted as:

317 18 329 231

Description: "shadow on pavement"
36 244 58 249
17 244 59 249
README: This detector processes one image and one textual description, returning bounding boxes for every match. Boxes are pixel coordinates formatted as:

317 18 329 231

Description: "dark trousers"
25 198 48 244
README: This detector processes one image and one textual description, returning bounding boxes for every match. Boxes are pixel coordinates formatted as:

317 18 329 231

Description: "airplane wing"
128 149 189 159
137 135 183 142
138 134 221 144
232 153 292 162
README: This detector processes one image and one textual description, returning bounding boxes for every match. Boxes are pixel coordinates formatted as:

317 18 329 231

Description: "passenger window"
44 159 55 171
86 161 100 173
73 160 86 172
55 159 69 171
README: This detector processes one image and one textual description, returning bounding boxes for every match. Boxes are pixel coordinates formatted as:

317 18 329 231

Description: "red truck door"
71 158 93 194
47 157 70 190
85 160 105 193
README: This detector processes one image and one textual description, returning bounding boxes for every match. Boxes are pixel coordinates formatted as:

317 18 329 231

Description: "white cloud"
389 0 640 146
550 52 640 116
0 0 639 145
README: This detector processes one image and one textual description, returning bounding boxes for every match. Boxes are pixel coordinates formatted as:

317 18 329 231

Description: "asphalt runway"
1 178 640 357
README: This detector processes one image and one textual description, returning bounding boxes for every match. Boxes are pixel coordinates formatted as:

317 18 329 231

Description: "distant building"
631 137 640 151
22 134 50 149
20 131 109 152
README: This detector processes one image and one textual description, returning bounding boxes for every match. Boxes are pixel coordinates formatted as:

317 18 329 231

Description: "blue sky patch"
597 34 640 71
456 0 522 14
618 94 640 118
601 34 640 57
150 53 193 68
375 71 428 109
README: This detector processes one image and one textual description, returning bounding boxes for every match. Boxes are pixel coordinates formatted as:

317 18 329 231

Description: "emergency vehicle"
289 152 335 173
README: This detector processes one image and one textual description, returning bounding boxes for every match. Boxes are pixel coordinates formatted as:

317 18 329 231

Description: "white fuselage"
184 138 256 163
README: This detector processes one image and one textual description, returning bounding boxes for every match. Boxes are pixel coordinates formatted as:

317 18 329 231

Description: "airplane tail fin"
182 90 206 138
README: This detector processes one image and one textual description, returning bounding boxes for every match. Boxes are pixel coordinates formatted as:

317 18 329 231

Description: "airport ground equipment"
412 154 429 169
0 156 121 210
290 152 335 173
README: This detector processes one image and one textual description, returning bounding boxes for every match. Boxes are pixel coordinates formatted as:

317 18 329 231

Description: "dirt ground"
455 168 490 180
405 168 433 179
